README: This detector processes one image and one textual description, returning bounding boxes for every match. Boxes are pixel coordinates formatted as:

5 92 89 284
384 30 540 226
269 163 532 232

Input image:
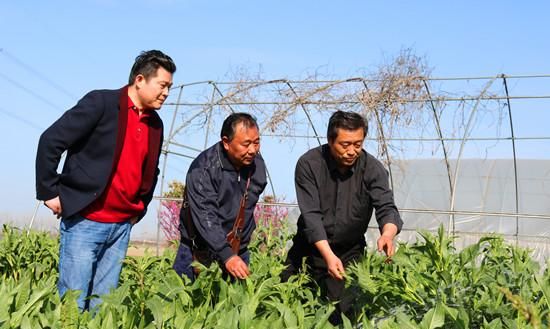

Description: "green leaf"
395 312 419 329
482 318 502 329
313 304 335 329
14 277 31 310
60 290 80 329
10 286 51 326
419 302 445 329
534 275 550 310
146 296 165 329
341 313 353 329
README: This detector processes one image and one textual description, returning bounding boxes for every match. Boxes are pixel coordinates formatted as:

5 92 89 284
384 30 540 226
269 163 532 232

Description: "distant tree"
159 181 185 242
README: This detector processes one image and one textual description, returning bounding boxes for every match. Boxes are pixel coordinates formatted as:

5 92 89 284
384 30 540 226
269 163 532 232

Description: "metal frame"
62 74 549 250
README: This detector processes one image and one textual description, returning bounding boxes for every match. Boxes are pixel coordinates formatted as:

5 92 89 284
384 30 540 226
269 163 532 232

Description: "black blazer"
35 87 163 219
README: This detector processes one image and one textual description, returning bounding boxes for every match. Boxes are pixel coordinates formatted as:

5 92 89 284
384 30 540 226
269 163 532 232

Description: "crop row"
1 224 549 328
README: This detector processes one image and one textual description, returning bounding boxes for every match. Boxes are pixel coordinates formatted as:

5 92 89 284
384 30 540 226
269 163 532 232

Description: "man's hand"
44 196 62 218
224 255 250 279
129 217 139 225
325 253 345 280
315 240 345 280
377 223 398 257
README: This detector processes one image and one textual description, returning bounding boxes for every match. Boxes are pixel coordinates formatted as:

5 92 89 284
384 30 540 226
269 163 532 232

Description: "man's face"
135 67 173 110
328 128 365 169
222 123 261 170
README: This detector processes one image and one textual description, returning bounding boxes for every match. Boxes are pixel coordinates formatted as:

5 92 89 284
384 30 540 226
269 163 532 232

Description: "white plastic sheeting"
362 158 550 263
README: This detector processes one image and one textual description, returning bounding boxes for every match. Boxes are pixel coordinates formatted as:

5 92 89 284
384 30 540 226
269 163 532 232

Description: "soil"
126 241 175 257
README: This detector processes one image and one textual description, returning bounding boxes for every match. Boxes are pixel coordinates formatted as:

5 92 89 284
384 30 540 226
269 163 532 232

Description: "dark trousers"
281 243 363 325
172 242 250 281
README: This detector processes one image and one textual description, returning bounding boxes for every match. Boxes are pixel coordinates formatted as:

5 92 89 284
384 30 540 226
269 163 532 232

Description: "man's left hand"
377 223 398 257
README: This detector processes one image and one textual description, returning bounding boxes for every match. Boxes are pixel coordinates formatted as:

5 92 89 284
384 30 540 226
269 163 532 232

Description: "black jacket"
35 87 163 219
179 142 267 262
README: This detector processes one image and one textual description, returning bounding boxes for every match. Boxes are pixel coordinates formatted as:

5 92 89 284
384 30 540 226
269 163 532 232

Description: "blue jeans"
173 242 250 281
58 214 132 311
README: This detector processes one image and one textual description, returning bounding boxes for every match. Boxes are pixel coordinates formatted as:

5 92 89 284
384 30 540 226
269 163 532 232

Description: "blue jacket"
179 142 267 262
35 87 163 220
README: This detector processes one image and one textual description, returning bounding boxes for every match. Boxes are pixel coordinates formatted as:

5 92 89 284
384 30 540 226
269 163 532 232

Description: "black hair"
327 110 368 141
220 113 259 141
128 50 176 85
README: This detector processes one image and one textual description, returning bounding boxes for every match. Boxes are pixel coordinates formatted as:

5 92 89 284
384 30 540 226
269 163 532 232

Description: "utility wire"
0 72 63 113
0 48 77 100
0 107 44 131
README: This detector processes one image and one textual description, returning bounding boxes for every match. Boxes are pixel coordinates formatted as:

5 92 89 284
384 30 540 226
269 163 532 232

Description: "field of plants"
1 222 550 329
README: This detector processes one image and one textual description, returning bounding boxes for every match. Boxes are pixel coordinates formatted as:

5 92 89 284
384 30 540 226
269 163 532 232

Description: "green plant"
2 223 550 328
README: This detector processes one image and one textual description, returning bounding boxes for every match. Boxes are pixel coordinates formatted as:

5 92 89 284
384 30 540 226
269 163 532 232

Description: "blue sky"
1 1 549 238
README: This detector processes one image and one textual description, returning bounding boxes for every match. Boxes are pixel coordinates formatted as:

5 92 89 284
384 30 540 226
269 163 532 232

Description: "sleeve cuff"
380 215 404 234
305 229 328 245
218 246 235 263
36 187 59 201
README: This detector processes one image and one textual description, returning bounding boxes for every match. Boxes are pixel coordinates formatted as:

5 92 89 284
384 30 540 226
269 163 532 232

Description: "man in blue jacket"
173 113 267 281
35 50 176 310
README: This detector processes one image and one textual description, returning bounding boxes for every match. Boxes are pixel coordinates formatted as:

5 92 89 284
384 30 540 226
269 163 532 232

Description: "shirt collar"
128 96 150 119
322 144 358 175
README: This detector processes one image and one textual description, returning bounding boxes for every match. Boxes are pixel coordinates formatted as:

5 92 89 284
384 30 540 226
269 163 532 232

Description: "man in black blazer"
35 50 176 311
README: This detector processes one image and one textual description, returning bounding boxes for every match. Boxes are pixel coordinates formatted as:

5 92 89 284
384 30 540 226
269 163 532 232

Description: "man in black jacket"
173 113 267 281
35 50 176 310
281 110 403 324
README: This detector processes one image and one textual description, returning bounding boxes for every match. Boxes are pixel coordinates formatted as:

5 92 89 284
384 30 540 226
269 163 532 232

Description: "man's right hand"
224 255 250 280
314 240 345 280
325 253 345 280
44 196 62 218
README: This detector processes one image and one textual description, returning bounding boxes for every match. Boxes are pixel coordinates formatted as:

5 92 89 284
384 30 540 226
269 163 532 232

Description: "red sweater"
81 97 151 223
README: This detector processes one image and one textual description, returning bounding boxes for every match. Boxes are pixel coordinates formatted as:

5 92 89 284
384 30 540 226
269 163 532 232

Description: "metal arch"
259 78 371 196
204 79 288 110
502 75 520 244
259 155 277 201
285 81 322 146
422 79 453 205
167 108 209 142
360 80 394 191
210 81 237 115
256 78 353 138
166 80 238 143
156 85 185 255
156 196 550 221
449 78 497 235
157 86 228 254
203 84 218 150
170 74 550 87
167 94 550 107
153 74 549 247
282 78 354 109
261 134 550 142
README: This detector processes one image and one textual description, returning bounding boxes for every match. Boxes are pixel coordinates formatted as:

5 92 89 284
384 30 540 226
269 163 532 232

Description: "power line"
0 72 63 113
0 107 44 131
0 48 77 100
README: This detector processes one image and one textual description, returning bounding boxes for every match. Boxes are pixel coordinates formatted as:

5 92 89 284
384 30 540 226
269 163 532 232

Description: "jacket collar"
216 142 256 173
111 86 130 172
111 86 163 195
